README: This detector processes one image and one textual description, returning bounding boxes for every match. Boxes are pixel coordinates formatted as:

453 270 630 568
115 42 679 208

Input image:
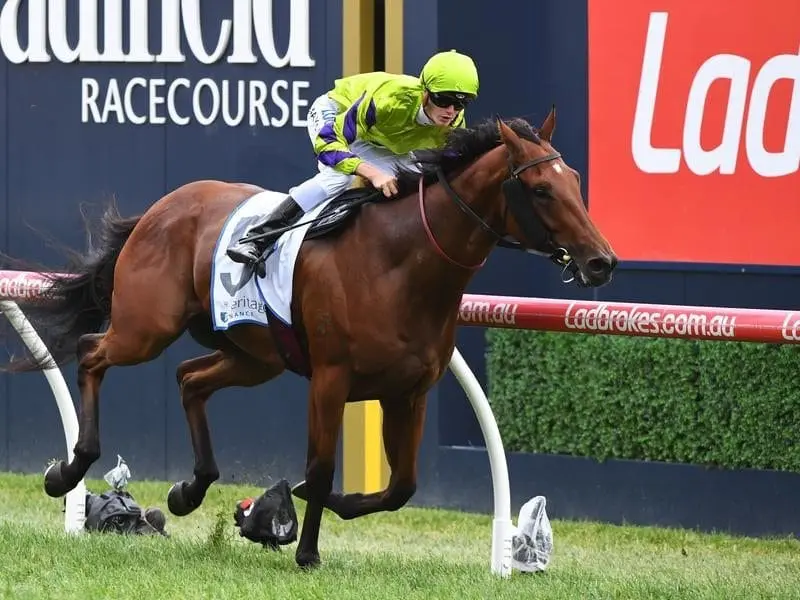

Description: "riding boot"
226 195 304 271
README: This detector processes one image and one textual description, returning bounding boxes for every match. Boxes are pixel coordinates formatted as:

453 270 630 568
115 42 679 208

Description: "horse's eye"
532 187 550 199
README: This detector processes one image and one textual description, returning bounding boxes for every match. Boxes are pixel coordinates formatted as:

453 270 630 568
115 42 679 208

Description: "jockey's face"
423 91 468 126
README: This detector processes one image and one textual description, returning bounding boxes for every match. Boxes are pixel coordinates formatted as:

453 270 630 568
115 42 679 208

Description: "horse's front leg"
293 394 427 520
295 365 350 569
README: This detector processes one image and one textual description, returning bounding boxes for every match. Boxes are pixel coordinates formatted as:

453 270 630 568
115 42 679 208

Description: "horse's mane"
395 117 541 197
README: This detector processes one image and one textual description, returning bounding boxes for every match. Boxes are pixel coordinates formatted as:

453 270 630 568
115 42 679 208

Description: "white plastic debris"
103 454 131 491
511 495 553 573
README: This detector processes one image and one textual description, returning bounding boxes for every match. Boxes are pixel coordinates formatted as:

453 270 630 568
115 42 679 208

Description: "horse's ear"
498 118 525 159
494 114 506 136
539 105 556 142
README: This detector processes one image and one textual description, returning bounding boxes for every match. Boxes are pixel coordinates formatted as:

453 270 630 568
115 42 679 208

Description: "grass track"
0 472 798 599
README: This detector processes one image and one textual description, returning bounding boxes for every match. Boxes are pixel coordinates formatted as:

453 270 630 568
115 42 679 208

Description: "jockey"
226 49 480 270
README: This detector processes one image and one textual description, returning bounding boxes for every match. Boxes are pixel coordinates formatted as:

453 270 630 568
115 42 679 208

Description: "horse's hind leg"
44 324 179 498
167 346 284 516
293 394 427 520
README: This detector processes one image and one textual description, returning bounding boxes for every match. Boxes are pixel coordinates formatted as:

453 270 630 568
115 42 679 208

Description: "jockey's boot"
226 195 304 274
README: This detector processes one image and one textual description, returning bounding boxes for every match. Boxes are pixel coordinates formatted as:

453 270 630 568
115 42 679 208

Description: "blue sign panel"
0 0 342 483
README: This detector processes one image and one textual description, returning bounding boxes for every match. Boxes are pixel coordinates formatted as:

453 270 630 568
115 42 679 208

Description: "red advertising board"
588 1 800 266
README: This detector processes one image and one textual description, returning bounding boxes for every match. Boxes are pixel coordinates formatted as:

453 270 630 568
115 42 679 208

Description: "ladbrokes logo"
588 1 800 266
564 302 736 339
633 12 799 178
0 0 315 128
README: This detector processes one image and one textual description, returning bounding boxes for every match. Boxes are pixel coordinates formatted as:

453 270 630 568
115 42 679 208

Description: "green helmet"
419 50 479 96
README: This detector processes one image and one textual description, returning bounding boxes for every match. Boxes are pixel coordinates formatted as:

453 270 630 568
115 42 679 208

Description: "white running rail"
448 347 513 577
0 271 86 533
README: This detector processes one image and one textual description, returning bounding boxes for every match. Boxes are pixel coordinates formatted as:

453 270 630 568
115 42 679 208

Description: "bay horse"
2 109 616 568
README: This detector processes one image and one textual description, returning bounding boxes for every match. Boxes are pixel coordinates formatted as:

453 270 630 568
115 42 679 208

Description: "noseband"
420 151 579 282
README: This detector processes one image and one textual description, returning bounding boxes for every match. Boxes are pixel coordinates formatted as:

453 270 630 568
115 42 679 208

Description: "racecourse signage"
588 1 800 266
0 0 315 127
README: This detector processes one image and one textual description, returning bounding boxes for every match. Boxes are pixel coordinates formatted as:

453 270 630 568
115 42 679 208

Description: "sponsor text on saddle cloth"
211 190 331 330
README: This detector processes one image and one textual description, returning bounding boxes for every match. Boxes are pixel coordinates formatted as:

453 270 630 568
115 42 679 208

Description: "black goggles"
428 91 474 111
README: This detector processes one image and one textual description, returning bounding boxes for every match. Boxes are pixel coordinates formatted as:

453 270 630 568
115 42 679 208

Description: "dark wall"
1 1 342 487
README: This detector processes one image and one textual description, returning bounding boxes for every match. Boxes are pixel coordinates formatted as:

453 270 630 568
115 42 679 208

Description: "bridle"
418 150 580 283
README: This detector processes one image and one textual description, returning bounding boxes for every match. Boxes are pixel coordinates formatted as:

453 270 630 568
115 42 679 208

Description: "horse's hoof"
167 480 199 517
295 550 321 570
44 461 72 498
291 480 308 501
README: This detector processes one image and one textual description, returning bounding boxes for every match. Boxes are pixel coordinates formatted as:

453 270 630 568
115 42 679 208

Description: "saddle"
303 186 384 241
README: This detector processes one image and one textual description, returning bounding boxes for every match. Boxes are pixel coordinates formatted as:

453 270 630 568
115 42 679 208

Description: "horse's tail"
0 203 141 372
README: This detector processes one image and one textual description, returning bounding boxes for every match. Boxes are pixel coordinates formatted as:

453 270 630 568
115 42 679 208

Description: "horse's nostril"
587 257 611 274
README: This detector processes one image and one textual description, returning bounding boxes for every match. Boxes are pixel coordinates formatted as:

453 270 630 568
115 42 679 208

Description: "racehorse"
1 109 616 568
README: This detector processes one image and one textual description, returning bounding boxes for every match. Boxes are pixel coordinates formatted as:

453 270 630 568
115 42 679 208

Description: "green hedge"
485 330 800 472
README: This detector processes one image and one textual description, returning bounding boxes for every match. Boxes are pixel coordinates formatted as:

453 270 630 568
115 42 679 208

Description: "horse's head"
497 109 617 287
